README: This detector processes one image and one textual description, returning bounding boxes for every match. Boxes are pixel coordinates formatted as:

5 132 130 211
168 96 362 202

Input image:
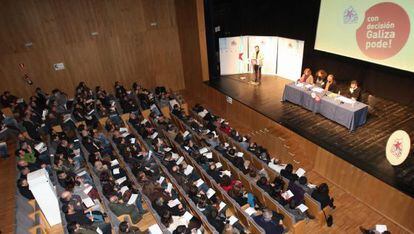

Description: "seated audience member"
295 176 315 194
311 183 335 209
66 221 111 234
344 80 362 101
284 199 307 222
161 210 188 233
172 104 185 120
314 69 327 87
253 209 285 234
108 195 142 224
280 164 298 181
207 208 226 233
62 204 104 226
323 74 339 93
223 223 241 234
299 68 314 84
17 178 34 199
118 221 143 234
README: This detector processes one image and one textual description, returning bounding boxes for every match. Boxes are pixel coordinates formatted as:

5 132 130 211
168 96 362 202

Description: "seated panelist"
298 68 314 84
344 80 361 101
323 74 338 93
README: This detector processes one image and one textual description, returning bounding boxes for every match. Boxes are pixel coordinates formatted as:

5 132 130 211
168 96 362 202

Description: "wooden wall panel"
0 0 184 99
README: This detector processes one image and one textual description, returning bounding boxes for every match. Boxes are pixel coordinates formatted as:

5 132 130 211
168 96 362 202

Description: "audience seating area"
1 81 337 233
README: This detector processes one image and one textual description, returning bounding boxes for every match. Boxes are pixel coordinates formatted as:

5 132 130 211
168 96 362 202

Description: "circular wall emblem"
386 130 411 166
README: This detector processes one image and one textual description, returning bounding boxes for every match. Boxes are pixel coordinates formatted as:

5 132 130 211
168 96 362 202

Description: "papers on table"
176 156 184 165
215 162 223 169
115 176 127 185
82 197 95 208
375 225 387 233
204 152 213 159
236 152 244 157
295 82 304 87
111 159 119 167
184 165 194 175
199 147 209 154
336 96 356 104
113 168 120 175
297 204 308 212
168 198 181 208
206 188 216 198
148 224 163 234
305 84 313 89
228 216 238 225
295 168 306 178
195 179 204 187
182 211 193 223
311 87 324 93
281 190 294 200
244 207 257 216
127 193 138 205
219 202 226 212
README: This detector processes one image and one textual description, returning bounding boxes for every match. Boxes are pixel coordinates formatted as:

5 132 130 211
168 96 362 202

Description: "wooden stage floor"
208 74 414 197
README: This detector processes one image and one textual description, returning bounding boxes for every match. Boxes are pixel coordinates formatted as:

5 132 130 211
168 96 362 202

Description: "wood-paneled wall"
0 0 185 99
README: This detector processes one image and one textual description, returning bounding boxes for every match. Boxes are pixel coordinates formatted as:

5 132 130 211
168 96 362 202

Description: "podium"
27 168 62 226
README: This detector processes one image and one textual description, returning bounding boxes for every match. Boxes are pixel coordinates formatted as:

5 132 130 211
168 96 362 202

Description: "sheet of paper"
182 211 193 223
171 153 179 160
236 152 244 157
195 179 204 187
77 170 87 177
295 168 306 178
224 143 229 148
375 225 387 233
148 224 163 234
167 198 181 208
120 186 129 195
183 131 189 138
307 183 317 189
221 170 231 177
281 190 294 200
199 147 209 154
158 176 165 185
184 165 194 175
219 202 226 212
206 188 216 198
82 197 95 208
96 227 103 234
204 152 213 159
244 207 257 216
297 204 308 212
113 168 120 175
176 156 184 165
115 176 127 185
127 193 138 205
130 138 136 144
164 147 172 152
83 185 93 195
111 159 119 166
311 87 324 93
150 132 158 139
228 216 238 225
215 162 223 169
141 119 148 124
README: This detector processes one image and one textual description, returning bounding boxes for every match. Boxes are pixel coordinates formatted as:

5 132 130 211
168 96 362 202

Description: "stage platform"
207 74 414 197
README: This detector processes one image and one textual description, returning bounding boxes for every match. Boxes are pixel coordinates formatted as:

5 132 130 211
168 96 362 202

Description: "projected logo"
356 2 410 60
343 6 358 24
